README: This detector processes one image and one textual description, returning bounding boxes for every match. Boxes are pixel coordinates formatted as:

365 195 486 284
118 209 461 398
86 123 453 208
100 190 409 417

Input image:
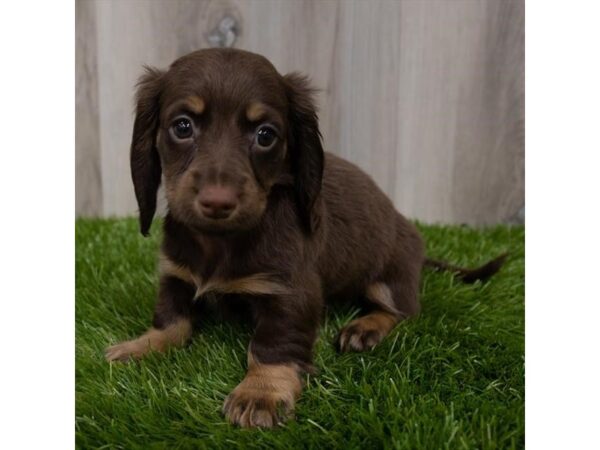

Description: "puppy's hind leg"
336 283 406 352
337 224 424 353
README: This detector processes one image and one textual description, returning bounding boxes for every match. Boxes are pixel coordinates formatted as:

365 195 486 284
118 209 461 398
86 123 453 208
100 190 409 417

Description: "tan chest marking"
159 254 289 298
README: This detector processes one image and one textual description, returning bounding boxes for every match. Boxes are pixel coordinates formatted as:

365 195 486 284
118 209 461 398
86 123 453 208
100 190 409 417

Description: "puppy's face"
159 53 291 233
131 49 323 236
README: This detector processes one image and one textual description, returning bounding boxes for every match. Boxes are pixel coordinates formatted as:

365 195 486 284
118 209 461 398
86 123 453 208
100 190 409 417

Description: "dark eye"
254 126 278 149
171 117 193 140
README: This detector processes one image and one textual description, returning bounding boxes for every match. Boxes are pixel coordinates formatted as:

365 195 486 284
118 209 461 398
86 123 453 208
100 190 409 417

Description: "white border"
2 0 600 448
527 0 600 448
0 1 74 449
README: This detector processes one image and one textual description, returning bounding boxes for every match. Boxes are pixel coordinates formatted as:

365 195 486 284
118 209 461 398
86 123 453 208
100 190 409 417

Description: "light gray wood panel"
75 0 103 216
93 0 211 216
76 0 524 224
327 1 404 204
451 0 525 224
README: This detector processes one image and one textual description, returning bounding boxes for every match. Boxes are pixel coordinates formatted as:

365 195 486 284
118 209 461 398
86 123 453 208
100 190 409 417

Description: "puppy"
105 48 506 428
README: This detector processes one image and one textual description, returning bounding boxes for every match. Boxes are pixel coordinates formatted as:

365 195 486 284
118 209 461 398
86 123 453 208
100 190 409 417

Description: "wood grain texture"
75 0 103 216
75 0 524 224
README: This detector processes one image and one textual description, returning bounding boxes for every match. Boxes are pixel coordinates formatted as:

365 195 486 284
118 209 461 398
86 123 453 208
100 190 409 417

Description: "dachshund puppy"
105 48 505 428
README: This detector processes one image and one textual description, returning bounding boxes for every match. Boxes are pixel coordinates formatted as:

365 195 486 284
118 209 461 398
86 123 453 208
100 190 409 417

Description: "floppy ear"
284 73 325 234
130 66 165 236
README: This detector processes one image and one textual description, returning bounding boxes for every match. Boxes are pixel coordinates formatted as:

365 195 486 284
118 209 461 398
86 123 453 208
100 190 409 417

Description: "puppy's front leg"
105 276 195 362
223 286 321 428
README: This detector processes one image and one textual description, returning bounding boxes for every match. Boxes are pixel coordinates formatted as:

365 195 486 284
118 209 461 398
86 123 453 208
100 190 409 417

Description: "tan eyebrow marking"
184 95 205 114
246 102 267 122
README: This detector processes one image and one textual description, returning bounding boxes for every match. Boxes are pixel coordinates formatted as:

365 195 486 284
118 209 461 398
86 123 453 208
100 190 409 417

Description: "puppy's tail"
424 252 508 284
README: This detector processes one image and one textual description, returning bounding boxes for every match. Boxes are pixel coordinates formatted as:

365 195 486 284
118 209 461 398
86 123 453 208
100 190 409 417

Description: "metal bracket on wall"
207 16 238 48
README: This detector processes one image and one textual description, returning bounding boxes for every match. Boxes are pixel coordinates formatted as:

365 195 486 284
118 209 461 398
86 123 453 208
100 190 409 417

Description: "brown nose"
197 185 238 219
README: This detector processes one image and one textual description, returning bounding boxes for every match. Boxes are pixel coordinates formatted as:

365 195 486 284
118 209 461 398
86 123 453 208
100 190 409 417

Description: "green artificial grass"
76 218 524 449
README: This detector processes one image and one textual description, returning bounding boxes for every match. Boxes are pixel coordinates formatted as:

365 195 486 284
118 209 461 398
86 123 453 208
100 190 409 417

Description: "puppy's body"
317 153 423 308
149 152 423 368
105 48 502 428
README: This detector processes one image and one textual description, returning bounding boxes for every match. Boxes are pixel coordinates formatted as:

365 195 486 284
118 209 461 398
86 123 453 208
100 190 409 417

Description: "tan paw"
336 312 398 352
105 320 193 363
105 338 150 362
223 362 302 428
223 386 293 428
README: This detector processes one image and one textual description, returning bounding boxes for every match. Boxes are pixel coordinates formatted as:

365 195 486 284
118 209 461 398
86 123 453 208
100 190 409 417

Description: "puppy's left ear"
130 66 165 236
284 73 325 234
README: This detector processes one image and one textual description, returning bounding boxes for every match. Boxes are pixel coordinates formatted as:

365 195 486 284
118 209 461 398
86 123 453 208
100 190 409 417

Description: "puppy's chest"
159 250 289 301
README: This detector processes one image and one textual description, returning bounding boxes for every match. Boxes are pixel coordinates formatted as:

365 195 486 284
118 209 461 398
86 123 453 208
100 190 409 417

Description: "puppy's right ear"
130 66 165 236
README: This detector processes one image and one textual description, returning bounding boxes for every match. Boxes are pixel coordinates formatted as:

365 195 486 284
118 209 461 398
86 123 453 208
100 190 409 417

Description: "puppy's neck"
162 212 260 269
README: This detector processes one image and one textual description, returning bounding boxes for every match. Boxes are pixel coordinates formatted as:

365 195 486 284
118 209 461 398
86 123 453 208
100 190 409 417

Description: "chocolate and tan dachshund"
105 48 506 428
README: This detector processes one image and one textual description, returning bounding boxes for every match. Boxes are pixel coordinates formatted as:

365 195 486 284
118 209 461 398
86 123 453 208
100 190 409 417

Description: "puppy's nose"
198 185 238 219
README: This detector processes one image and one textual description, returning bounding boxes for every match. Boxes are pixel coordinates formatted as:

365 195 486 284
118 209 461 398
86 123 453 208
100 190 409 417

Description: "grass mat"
76 218 524 449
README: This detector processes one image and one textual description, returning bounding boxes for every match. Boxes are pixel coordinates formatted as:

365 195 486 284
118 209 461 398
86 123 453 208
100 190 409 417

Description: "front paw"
105 321 193 363
223 386 292 428
105 339 149 362
222 363 302 428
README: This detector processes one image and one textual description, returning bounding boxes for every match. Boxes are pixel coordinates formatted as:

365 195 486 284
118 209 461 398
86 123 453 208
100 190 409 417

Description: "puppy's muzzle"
197 185 239 220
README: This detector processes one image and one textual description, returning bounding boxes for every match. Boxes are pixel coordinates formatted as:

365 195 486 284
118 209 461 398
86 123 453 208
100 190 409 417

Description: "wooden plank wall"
76 0 524 225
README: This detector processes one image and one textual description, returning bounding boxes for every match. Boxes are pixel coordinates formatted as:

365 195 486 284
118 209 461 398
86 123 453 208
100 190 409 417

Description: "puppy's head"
130 49 323 236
